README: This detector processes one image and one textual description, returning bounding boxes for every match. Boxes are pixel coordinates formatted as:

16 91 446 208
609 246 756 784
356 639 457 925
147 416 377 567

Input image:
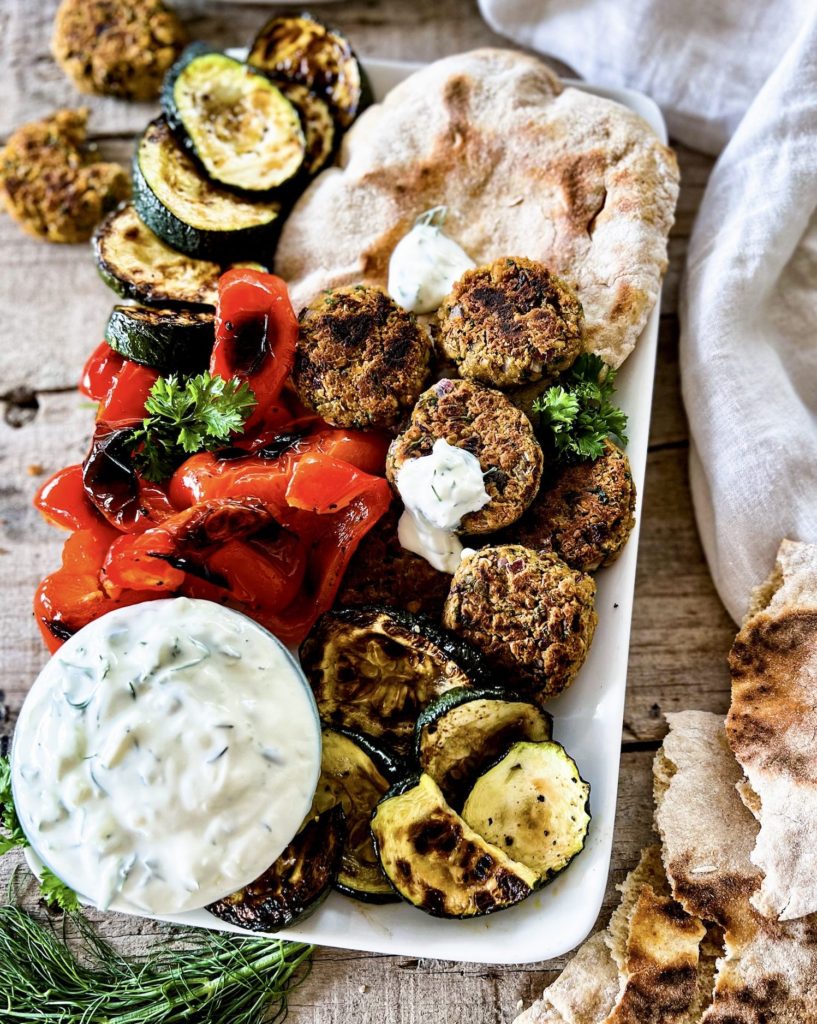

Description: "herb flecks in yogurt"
387 207 476 314
396 438 490 573
11 598 320 916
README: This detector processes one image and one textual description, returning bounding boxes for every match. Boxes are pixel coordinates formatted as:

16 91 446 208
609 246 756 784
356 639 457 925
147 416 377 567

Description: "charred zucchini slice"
414 688 553 810
93 204 223 307
162 45 305 193
462 741 590 887
273 82 336 177
206 804 344 931
314 727 402 903
105 304 214 375
300 606 492 756
133 118 281 261
371 773 537 918
248 13 371 129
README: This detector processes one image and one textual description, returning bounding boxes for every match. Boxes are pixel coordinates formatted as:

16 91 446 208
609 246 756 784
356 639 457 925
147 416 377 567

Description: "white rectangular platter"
146 57 667 965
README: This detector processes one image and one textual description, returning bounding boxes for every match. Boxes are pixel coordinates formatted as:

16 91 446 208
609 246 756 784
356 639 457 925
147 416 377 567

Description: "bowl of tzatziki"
11 597 322 916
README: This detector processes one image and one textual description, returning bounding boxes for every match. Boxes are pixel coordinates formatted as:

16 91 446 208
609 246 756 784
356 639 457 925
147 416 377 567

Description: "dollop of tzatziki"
387 207 476 314
11 598 320 916
396 439 490 573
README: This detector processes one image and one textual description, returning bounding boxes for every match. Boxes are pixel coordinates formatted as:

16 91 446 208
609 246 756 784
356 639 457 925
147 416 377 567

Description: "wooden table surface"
0 1 736 1020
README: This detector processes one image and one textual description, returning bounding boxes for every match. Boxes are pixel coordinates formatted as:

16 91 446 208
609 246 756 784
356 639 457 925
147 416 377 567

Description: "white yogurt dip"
387 207 475 314
11 598 321 916
395 438 490 573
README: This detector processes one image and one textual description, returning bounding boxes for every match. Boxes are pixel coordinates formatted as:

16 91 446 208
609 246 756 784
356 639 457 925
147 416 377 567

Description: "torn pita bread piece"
727 538 817 921
513 847 707 1024
655 710 817 1024
275 48 679 368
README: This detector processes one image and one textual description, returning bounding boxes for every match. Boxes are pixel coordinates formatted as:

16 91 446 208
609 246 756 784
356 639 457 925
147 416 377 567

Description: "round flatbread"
275 48 680 368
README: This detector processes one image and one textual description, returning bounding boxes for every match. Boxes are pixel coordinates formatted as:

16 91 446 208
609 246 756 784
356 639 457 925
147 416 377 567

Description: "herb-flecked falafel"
386 378 544 534
293 285 432 431
503 440 636 572
437 257 583 389
443 545 597 700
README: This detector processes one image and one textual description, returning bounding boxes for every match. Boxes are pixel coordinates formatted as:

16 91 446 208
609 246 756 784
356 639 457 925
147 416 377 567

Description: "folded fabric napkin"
479 0 817 622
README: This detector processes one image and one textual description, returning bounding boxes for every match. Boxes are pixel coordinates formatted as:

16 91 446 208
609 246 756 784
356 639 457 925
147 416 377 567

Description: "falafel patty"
386 378 543 534
443 545 597 700
52 0 186 101
338 505 452 619
293 285 432 431
504 440 636 572
438 257 583 388
0 109 130 243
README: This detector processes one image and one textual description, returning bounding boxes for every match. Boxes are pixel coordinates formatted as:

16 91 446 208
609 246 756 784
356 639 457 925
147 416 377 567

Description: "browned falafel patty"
443 545 597 700
0 109 129 244
437 257 584 389
504 440 636 572
52 0 186 101
337 505 452 619
386 378 543 534
293 286 432 431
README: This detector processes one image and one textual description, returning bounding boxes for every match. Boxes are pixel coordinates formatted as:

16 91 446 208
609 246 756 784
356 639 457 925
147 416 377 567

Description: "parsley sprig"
533 354 628 462
0 756 79 911
130 372 257 483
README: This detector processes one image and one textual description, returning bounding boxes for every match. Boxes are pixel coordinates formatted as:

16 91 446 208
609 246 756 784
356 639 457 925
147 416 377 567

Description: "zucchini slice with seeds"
299 606 492 756
462 741 590 887
314 727 402 903
370 773 537 918
248 13 371 129
162 45 305 194
94 204 223 307
273 82 336 177
205 804 344 931
105 305 214 375
133 118 281 261
414 688 553 810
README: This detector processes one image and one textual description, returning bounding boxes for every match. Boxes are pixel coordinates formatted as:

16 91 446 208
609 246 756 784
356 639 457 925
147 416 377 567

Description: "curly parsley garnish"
130 372 257 483
533 354 628 462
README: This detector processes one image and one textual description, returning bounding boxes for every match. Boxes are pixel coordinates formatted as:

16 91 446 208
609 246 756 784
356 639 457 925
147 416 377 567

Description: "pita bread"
727 538 817 920
655 710 817 1024
513 847 707 1024
275 48 679 368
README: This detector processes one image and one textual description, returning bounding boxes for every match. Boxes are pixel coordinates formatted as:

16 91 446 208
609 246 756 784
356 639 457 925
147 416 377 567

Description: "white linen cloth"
479 0 817 622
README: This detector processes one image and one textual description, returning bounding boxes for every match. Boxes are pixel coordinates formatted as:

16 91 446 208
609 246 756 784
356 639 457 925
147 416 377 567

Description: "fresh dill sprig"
0 903 312 1023
130 372 257 483
532 353 628 462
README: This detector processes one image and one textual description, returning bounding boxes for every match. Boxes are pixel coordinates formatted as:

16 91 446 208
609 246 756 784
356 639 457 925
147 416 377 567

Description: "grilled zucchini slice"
274 82 336 177
462 741 590 887
371 773 537 918
206 804 344 931
314 727 402 903
94 204 223 307
300 606 492 756
414 688 553 810
105 304 214 375
133 117 281 261
248 13 371 129
163 45 305 194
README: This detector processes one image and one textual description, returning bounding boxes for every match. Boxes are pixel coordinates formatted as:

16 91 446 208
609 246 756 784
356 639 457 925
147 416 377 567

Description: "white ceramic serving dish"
62 58 666 965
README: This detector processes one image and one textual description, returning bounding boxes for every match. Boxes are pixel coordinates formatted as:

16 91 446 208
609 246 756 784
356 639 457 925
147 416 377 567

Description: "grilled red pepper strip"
211 269 298 430
33 525 156 653
80 341 125 402
35 464 104 532
97 360 159 424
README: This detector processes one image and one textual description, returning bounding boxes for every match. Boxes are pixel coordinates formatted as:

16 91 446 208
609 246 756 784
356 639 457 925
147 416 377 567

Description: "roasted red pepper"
35 464 103 532
80 341 125 402
97 360 159 425
34 524 156 653
211 269 299 431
